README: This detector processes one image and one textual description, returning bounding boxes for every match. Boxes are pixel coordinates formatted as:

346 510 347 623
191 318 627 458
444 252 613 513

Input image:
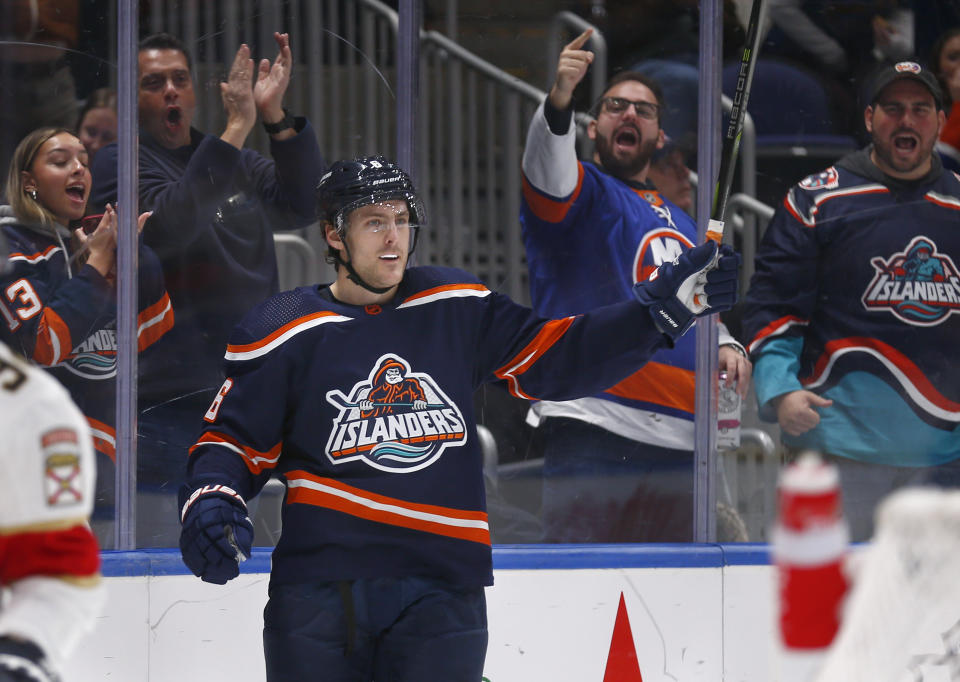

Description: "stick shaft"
711 0 765 230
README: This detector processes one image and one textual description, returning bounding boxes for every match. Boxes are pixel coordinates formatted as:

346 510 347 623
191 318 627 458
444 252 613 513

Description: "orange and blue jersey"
519 100 733 450
186 266 667 588
0 209 174 462
743 148 960 465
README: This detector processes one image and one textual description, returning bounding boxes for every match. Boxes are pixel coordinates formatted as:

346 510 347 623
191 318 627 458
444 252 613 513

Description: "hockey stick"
706 0 765 244
692 0 765 309
327 393 444 411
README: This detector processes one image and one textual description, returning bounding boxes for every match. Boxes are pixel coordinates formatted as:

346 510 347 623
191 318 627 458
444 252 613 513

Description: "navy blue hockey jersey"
187 266 667 587
743 149 960 465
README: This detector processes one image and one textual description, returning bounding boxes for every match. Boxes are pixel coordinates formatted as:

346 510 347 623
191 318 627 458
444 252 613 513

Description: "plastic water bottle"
717 371 741 450
771 453 850 681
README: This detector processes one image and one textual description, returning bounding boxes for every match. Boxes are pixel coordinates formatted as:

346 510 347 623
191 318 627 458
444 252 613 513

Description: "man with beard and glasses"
519 29 751 543
743 61 960 542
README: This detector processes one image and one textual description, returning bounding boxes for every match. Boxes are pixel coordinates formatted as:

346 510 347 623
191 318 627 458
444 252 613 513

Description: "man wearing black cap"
743 60 960 541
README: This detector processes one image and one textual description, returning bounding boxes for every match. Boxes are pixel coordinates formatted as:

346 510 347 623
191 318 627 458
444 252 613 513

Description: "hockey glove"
632 241 740 343
178 483 254 585
0 636 58 682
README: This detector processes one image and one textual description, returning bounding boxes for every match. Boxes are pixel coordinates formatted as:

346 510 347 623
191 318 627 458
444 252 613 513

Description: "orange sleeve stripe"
33 308 71 365
137 293 174 352
604 361 695 414
495 316 576 399
190 431 282 475
521 164 585 223
86 417 116 462
226 311 342 355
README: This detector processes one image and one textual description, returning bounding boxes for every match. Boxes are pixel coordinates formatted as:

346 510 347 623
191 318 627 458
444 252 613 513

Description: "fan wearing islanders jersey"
0 230 104 682
177 156 738 681
743 61 960 541
520 29 751 542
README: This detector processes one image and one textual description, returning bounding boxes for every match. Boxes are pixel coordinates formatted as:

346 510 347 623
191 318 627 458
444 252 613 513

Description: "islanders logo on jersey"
324 354 467 472
799 167 839 191
862 236 960 326
63 328 119 380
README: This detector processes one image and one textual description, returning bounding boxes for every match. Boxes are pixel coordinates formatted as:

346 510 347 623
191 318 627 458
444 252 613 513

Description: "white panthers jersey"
0 341 94 531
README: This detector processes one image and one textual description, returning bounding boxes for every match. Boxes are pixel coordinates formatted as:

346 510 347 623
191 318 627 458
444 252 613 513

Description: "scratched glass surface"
2 0 952 549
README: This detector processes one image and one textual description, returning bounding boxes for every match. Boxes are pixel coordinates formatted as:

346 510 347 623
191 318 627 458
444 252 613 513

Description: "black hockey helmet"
316 155 426 236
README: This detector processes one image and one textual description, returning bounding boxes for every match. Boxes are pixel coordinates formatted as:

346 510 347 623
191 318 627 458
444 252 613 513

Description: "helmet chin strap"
334 244 394 295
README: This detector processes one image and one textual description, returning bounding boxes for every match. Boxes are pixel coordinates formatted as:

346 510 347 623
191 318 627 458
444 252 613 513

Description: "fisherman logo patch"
799 166 839 190
325 354 467 472
862 236 960 326
42 428 84 506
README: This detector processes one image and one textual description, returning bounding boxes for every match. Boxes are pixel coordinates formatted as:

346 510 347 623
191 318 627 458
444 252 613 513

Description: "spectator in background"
0 127 172 546
76 87 117 164
0 0 80 179
930 26 960 171
646 134 695 216
760 0 914 134
520 30 751 543
581 0 746 143
89 31 325 546
743 61 960 541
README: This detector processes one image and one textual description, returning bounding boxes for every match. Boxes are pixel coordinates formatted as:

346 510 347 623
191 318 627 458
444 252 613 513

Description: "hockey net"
812 488 960 682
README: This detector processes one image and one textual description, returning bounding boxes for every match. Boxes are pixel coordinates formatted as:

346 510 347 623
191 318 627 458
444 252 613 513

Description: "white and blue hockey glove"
0 636 57 682
178 482 254 585
632 241 740 343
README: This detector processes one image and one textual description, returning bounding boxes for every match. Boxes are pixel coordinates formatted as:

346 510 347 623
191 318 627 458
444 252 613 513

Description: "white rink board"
64 547 774 682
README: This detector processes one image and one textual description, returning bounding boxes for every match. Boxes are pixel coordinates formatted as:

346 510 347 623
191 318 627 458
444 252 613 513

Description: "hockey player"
520 29 750 542
178 156 739 680
743 60 960 541
0 230 105 682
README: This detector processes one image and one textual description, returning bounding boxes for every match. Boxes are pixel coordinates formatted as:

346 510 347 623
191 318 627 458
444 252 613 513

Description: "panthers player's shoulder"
0 342 87 434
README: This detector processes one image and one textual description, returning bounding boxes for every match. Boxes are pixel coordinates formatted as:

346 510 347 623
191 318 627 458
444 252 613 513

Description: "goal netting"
812 487 960 682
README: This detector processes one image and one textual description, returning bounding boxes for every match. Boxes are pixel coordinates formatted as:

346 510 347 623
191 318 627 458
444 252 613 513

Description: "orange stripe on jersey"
189 431 281 475
137 293 174 351
33 308 71 365
7 245 60 264
747 314 808 354
87 417 116 462
226 311 344 355
925 192 960 210
495 317 576 399
285 470 491 545
0 525 101 584
521 164 585 223
804 337 960 416
400 283 488 305
604 361 695 414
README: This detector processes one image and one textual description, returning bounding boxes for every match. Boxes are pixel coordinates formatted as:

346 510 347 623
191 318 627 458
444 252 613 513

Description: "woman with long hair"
0 127 174 543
